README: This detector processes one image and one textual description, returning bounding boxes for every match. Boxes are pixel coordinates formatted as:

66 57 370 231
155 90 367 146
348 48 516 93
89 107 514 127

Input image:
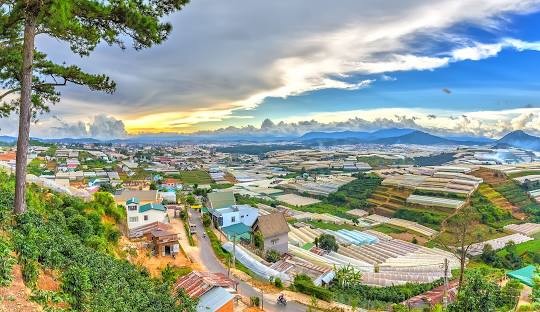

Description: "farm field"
177 170 213 184
367 185 411 216
478 183 526 220
507 170 540 179
471 167 508 185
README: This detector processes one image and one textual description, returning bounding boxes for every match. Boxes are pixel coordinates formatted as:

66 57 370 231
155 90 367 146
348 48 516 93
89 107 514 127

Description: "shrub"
274 277 283 289
21 259 39 288
0 238 15 286
250 296 260 307
265 250 281 263
317 234 338 252
293 275 333 302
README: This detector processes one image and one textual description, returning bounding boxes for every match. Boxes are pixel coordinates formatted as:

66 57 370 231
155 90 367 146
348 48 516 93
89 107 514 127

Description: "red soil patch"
37 270 60 292
0 265 41 312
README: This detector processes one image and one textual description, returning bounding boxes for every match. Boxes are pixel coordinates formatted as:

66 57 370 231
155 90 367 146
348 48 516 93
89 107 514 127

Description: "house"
173 271 238 312
207 191 236 209
251 212 290 254
162 178 182 190
125 197 168 230
208 204 258 228
114 189 160 206
128 222 180 257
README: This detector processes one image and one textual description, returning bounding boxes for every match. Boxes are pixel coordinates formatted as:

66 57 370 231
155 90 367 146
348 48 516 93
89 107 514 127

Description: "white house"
209 204 258 228
125 197 168 230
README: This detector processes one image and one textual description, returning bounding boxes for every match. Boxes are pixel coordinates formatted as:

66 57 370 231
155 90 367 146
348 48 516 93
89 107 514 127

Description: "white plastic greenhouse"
222 242 291 282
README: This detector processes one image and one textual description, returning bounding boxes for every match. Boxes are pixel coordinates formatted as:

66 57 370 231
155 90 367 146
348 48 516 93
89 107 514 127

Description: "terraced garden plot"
366 186 411 215
507 170 540 179
471 167 509 185
478 183 526 220
494 181 537 208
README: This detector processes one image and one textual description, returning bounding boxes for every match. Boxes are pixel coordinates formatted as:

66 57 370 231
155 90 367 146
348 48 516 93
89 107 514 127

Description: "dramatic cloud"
195 107 540 139
30 0 540 133
0 114 128 139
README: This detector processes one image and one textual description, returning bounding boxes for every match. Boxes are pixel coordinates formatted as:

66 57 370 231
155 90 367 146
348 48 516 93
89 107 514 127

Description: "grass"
497 239 540 257
210 183 233 189
177 170 213 185
306 220 359 231
372 224 406 234
507 170 540 179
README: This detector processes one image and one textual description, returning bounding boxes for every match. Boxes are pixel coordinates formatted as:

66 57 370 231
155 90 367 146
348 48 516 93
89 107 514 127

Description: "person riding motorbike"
277 294 287 305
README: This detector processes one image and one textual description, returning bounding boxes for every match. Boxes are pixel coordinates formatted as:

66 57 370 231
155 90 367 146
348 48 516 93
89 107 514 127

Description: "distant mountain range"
3 129 540 151
299 128 496 146
496 130 540 151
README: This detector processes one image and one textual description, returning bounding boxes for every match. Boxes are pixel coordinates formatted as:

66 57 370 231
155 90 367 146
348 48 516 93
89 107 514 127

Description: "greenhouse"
406 194 465 209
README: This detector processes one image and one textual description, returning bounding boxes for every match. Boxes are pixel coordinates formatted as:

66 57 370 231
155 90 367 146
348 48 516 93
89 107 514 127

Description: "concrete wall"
264 232 288 254
126 205 167 229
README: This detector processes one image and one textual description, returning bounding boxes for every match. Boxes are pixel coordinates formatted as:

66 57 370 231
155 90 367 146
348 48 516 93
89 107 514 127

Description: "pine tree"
0 0 188 213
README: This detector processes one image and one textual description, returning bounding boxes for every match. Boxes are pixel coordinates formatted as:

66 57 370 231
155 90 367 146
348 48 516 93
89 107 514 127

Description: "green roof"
507 265 537 287
126 197 140 205
207 191 235 209
302 242 314 250
139 203 166 213
221 223 251 241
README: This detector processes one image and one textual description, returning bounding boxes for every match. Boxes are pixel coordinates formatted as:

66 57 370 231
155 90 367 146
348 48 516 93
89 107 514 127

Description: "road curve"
189 210 306 312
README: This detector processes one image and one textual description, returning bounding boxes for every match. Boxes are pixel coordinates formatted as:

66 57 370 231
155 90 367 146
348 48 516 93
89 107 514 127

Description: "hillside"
0 173 192 311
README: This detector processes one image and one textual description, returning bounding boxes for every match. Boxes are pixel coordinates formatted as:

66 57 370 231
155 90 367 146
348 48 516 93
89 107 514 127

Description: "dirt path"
0 265 41 312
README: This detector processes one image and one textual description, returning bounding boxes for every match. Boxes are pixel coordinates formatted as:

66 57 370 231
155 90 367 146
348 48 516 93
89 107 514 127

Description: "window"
128 205 137 211
129 216 138 223
231 216 236 223
271 238 279 245
144 215 149 221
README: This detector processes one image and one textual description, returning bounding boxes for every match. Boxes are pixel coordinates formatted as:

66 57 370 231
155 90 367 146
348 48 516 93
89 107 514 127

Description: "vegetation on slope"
0 172 193 311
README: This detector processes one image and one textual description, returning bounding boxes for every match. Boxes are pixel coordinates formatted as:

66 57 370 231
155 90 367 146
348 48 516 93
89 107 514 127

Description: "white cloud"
29 0 540 132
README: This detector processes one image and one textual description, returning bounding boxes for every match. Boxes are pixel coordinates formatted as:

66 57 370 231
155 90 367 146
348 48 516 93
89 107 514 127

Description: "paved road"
189 210 306 312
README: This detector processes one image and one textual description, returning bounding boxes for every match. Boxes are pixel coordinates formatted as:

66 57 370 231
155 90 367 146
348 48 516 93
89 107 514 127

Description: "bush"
161 264 192 286
274 277 283 289
21 259 39 288
250 296 260 307
202 214 212 227
265 250 281 263
0 238 15 286
293 275 333 302
317 234 338 252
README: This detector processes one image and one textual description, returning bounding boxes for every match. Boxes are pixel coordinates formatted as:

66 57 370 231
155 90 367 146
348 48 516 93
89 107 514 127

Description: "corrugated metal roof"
139 203 166 213
174 271 237 299
196 287 233 312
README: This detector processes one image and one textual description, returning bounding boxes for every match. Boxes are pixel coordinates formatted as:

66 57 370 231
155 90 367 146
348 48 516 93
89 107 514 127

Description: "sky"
4 0 540 139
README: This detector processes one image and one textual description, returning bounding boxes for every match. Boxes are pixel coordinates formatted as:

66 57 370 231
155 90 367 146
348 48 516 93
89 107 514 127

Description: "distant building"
114 189 160 206
252 212 290 254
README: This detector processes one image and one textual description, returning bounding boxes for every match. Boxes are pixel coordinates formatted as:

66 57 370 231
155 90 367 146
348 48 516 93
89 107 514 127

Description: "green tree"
317 234 338 252
438 206 484 289
175 288 198 312
448 271 500 312
0 0 189 214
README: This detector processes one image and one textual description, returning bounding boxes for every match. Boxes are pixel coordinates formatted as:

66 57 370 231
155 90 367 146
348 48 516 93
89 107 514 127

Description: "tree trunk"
14 14 37 214
458 249 466 292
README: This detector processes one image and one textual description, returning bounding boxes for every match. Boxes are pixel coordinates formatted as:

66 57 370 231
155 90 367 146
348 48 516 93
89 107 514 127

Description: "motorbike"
276 295 287 306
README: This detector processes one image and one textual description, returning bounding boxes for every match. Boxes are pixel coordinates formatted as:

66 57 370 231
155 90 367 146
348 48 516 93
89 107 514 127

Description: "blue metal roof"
196 287 233 312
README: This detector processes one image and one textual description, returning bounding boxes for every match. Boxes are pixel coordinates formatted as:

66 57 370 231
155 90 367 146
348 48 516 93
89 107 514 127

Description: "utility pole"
443 258 449 309
261 288 264 310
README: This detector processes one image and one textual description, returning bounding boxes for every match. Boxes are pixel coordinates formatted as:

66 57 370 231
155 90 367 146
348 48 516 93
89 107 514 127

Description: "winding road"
188 210 307 312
